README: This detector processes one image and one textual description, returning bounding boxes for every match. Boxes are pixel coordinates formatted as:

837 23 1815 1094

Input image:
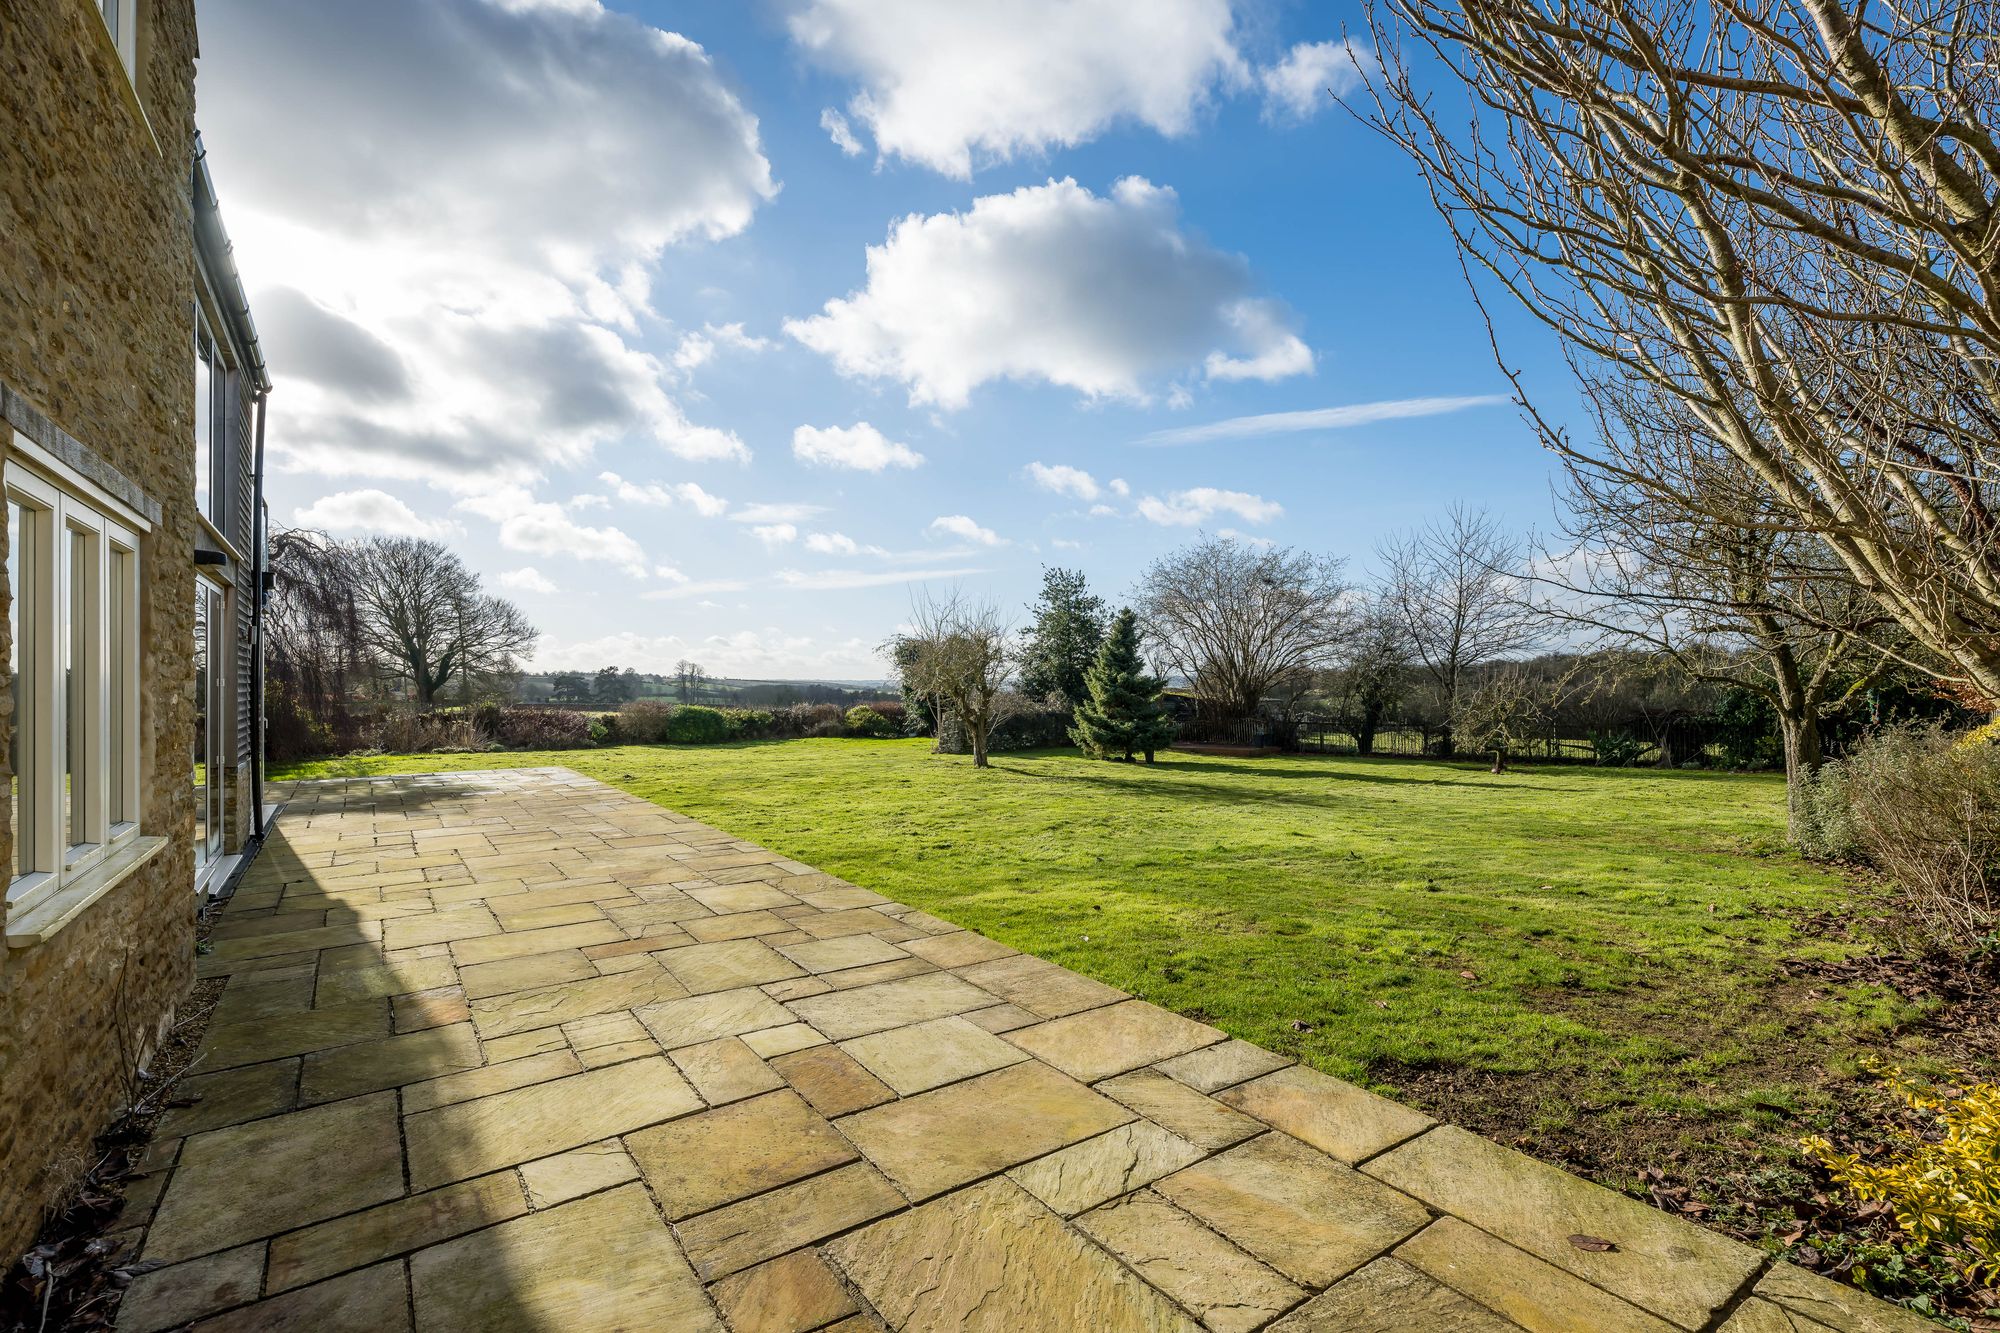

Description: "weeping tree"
1135 536 1352 743
1072 609 1176 762
1362 0 2000 706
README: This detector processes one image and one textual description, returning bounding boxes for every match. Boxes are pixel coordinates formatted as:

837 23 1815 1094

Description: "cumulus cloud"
751 523 800 547
792 423 925 472
1109 478 1131 497
498 567 558 594
1025 462 1101 501
198 0 774 486
928 514 1004 546
455 486 652 576
1136 487 1283 527
786 0 1244 178
597 471 730 517
787 177 1310 408
671 322 773 372
820 107 864 156
1258 39 1375 123
805 532 890 557
732 502 828 524
292 489 462 539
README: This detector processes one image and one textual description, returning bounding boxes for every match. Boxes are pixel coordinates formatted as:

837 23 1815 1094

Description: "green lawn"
274 740 1917 1160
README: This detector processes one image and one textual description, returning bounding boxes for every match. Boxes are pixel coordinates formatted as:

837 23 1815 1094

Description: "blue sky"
197 0 1572 680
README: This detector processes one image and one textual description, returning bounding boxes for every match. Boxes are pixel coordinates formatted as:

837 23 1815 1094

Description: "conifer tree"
1071 608 1175 762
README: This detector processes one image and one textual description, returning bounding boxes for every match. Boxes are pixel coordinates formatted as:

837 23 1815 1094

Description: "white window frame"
97 0 138 81
6 461 143 923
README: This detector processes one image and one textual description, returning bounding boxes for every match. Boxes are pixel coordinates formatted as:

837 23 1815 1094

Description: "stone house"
0 0 270 1262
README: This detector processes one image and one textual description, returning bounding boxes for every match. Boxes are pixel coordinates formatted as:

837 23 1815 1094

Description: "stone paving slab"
118 768 1933 1331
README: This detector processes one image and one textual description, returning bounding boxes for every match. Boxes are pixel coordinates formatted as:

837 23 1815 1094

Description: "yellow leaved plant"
1800 1063 2000 1285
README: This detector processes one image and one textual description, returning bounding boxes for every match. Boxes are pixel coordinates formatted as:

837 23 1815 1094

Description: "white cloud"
792 423 925 472
1258 39 1375 123
597 471 731 517
640 578 750 602
291 488 462 539
1109 478 1131 497
532 627 885 678
1050 537 1086 550
199 0 773 486
804 531 891 557
928 514 1004 546
776 567 986 591
498 566 558 594
820 107 864 156
1136 487 1283 527
787 177 1309 409
1025 462 1100 501
786 0 1244 178
1204 299 1314 382
731 502 828 524
1089 503 1120 518
671 321 772 372
455 486 652 575
1138 395 1509 446
654 565 690 583
752 523 799 547
1218 527 1277 549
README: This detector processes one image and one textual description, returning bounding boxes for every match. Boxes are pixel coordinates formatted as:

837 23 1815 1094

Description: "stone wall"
0 0 202 1262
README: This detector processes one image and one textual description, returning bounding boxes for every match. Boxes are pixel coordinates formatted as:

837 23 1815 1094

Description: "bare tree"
351 537 537 709
893 592 1017 768
1135 536 1352 743
673 660 709 703
1380 506 1542 756
1455 659 1574 772
1362 0 2000 705
1322 592 1411 755
1531 388 1900 835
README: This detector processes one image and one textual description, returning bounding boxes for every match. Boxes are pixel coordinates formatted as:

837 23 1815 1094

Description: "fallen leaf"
1567 1234 1617 1252
1372 999 1389 1009
1458 970 1478 980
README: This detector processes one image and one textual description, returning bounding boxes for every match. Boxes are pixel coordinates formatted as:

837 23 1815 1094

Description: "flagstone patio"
114 768 1927 1331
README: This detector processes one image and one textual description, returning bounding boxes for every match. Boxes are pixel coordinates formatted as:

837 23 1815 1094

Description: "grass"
273 739 1933 1163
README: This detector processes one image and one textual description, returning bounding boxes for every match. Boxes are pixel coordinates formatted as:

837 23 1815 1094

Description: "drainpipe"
248 388 268 839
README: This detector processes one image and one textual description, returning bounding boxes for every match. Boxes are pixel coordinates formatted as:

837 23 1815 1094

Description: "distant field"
273 743 1928 1167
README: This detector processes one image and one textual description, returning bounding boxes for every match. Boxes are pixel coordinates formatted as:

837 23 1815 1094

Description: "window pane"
100 0 118 43
9 501 34 880
194 322 213 521
108 549 129 824
194 584 208 868
65 527 91 853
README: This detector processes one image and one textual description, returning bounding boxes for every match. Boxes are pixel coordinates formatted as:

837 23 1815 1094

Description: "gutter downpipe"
249 388 268 841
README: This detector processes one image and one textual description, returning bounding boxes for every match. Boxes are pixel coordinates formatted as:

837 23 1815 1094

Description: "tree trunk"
971 719 990 768
1777 710 1824 844
1436 724 1455 759
1491 748 1508 774
1357 704 1380 756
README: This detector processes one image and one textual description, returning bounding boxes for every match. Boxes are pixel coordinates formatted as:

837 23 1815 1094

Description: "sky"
194 0 1575 682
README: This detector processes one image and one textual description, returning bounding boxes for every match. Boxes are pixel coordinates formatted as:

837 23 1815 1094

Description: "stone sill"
7 835 169 948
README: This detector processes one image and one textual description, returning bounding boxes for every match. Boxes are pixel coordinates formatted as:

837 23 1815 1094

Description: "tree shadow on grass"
993 750 1565 796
